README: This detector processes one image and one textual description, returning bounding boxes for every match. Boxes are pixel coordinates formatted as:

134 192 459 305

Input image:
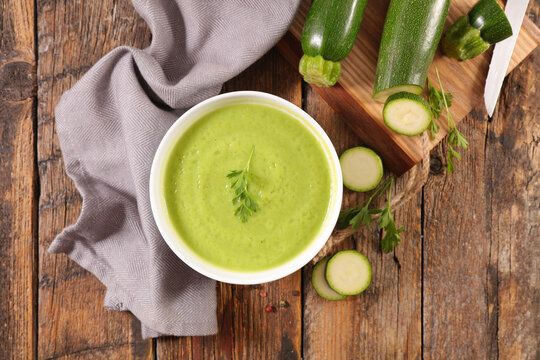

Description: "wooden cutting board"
277 0 540 175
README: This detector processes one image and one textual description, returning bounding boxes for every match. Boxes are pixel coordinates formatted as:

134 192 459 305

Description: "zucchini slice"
373 0 451 103
383 92 432 136
340 147 383 192
326 250 372 296
312 256 347 301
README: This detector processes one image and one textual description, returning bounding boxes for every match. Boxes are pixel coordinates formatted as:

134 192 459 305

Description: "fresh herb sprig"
378 177 404 252
426 77 453 139
434 67 468 173
338 176 403 253
427 77 453 119
337 177 390 230
227 147 259 222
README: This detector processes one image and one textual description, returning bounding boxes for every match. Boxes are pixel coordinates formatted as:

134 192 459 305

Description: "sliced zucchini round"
326 250 372 296
340 147 383 192
383 91 432 136
311 256 347 300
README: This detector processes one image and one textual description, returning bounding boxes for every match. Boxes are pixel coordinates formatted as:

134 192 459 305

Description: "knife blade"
484 0 530 117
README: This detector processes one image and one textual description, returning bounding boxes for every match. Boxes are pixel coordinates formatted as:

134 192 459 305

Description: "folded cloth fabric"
50 0 300 338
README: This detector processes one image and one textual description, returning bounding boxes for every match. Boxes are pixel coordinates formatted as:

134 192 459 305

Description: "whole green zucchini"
299 0 368 87
442 0 513 61
373 0 450 103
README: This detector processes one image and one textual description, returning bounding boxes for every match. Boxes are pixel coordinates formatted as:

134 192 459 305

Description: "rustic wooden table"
1 0 538 359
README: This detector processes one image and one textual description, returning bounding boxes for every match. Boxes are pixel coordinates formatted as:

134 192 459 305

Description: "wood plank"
277 0 540 175
0 0 37 358
301 85 422 359
423 51 539 358
36 0 153 358
423 109 496 358
423 25 538 354
156 49 303 360
488 46 539 358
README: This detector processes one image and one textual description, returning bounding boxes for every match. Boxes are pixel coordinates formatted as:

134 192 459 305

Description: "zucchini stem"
441 0 513 61
299 55 341 87
441 16 490 61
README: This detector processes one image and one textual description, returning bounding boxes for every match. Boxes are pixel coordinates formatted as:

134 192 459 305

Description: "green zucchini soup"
161 103 334 272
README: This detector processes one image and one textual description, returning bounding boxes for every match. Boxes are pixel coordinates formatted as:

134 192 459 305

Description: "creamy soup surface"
163 103 333 272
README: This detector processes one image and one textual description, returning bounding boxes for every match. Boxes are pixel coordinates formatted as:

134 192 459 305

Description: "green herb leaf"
377 177 403 253
338 176 404 253
426 77 453 140
350 205 372 230
453 128 469 149
227 170 242 178
227 147 259 222
434 67 468 174
381 222 404 253
378 208 391 228
337 208 358 229
350 211 364 230
427 78 453 119
446 145 456 173
429 120 440 140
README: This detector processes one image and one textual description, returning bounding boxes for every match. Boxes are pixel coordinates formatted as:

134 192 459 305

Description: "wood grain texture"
1 0 538 358
489 48 539 359
156 48 304 360
301 86 423 360
422 41 539 360
278 0 540 175
36 0 153 358
423 109 495 358
0 0 37 359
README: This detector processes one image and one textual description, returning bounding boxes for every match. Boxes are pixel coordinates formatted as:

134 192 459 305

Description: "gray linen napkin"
50 0 300 338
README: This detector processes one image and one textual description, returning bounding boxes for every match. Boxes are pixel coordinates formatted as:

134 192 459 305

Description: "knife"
484 0 530 117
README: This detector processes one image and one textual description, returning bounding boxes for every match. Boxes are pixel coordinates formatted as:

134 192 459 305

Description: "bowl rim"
149 91 343 284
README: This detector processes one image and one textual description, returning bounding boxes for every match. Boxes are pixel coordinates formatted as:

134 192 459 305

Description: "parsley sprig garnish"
337 176 404 253
434 67 469 173
227 147 259 222
426 77 453 139
378 177 404 252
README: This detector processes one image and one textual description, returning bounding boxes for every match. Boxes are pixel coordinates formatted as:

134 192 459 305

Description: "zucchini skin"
469 0 513 44
300 0 368 87
441 0 512 61
301 0 368 62
373 0 450 103
384 91 432 111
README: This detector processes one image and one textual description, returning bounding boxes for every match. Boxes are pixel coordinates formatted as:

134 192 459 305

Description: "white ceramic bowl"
150 91 343 284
